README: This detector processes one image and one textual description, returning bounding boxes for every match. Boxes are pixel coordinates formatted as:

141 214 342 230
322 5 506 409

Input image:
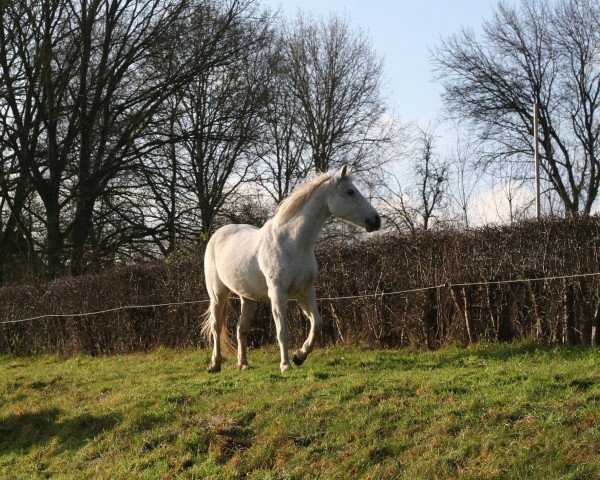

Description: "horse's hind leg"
237 298 256 370
293 286 323 366
207 291 229 373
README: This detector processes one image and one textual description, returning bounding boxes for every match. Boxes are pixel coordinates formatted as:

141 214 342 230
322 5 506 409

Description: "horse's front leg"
269 286 291 372
293 286 322 366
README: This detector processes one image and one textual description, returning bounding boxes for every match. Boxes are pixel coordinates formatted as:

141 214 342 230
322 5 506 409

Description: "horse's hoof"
237 364 251 371
292 351 305 366
207 363 221 373
280 363 292 372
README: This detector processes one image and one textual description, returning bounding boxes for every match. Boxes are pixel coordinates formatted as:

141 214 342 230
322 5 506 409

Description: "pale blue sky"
263 0 499 124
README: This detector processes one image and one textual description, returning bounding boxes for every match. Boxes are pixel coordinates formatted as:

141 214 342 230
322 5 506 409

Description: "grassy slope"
1 344 599 479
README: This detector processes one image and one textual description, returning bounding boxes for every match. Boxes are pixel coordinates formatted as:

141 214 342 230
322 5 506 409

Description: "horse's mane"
274 172 336 224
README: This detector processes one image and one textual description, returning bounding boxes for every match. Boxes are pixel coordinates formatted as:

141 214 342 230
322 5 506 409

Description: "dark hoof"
292 351 305 366
207 363 221 373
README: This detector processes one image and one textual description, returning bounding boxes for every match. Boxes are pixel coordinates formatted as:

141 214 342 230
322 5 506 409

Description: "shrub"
1 218 600 355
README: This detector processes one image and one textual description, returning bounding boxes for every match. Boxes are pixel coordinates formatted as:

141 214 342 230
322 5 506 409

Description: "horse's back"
205 223 268 300
210 223 258 243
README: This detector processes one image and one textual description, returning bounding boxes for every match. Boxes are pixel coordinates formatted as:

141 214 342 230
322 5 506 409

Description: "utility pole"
533 101 541 220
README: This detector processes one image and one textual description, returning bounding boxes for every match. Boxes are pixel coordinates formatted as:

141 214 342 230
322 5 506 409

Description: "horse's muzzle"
365 213 381 232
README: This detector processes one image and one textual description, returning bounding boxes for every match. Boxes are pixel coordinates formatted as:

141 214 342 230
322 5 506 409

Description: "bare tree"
0 0 273 278
433 0 600 217
381 124 449 233
168 0 273 237
0 0 205 276
133 99 200 257
282 12 392 174
447 134 481 229
255 35 311 205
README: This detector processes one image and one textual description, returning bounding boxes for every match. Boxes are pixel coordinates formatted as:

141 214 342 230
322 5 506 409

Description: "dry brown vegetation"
2 217 600 355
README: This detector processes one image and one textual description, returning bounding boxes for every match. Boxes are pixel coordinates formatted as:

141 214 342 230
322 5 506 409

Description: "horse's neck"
284 187 330 250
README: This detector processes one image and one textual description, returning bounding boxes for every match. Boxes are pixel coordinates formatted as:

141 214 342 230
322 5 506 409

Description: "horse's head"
327 165 381 232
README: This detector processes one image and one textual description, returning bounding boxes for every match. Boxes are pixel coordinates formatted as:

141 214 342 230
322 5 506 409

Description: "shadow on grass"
0 407 121 454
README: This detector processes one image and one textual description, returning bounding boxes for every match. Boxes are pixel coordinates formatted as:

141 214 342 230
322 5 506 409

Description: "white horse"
202 166 381 372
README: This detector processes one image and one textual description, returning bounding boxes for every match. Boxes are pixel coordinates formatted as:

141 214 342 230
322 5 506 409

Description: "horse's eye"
346 189 355 196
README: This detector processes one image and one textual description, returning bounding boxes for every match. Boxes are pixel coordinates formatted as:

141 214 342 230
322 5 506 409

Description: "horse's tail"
200 307 212 344
201 301 235 355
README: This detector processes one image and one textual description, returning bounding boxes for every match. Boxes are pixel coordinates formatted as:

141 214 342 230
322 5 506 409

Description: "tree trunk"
70 196 95 276
45 200 63 279
0 178 29 283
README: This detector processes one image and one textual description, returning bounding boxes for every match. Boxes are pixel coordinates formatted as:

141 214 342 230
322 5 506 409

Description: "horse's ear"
340 165 348 179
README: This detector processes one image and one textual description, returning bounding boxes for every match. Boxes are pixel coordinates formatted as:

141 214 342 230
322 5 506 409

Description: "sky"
262 0 499 124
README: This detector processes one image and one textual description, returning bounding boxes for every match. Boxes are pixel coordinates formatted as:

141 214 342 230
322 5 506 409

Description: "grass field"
1 343 599 479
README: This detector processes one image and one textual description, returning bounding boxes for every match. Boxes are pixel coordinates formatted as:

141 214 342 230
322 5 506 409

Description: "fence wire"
3 271 600 326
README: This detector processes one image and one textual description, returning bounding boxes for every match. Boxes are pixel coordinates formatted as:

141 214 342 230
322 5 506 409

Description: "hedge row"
2 218 600 355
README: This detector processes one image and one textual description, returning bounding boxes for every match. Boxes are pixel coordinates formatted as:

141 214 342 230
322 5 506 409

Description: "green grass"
1 343 599 479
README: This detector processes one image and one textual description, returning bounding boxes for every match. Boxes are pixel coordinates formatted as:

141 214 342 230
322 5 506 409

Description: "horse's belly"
220 264 269 301
212 225 269 300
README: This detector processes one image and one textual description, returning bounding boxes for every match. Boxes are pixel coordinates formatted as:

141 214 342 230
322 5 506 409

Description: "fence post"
533 101 541 220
